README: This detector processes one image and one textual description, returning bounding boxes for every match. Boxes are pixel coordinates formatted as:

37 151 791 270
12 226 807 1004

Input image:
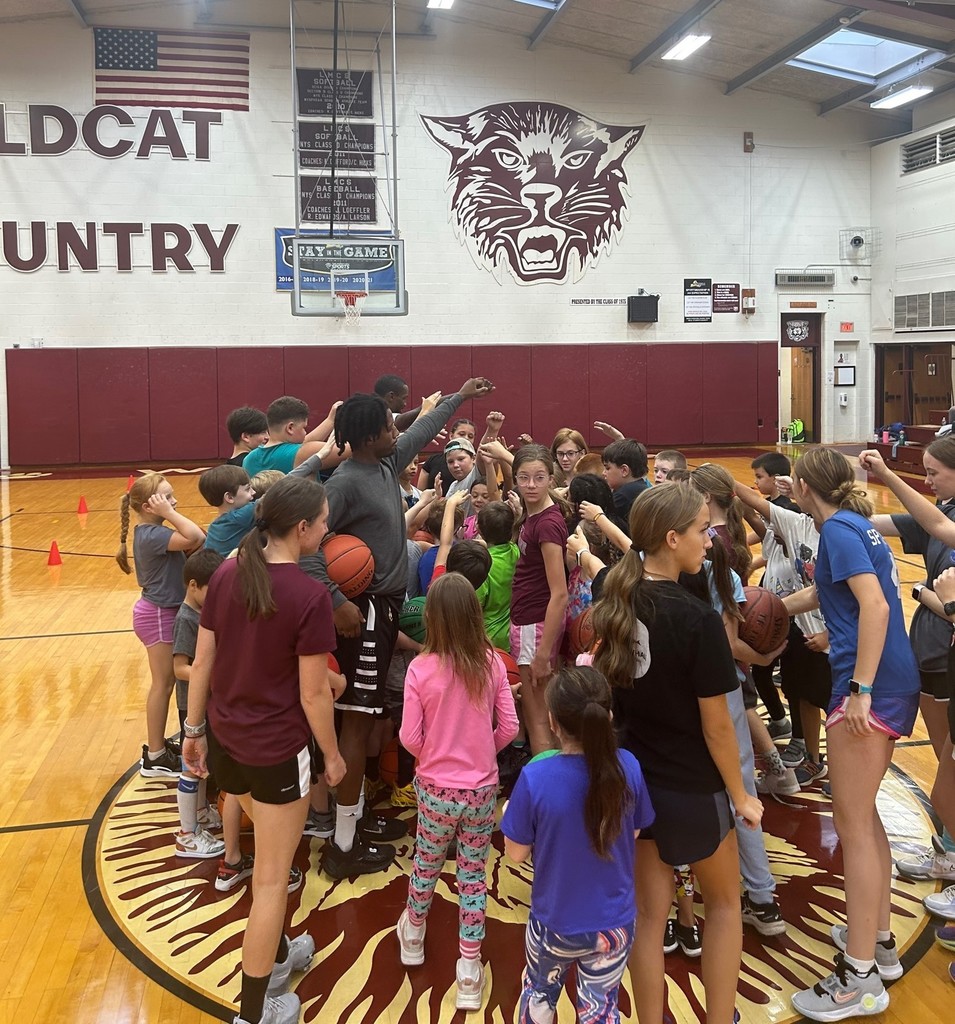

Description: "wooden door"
911 345 952 425
790 347 816 442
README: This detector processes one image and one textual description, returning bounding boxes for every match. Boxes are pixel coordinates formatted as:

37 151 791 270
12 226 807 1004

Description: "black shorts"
919 670 949 701
740 668 758 711
779 632 833 710
638 784 734 866
334 592 402 716
207 729 318 805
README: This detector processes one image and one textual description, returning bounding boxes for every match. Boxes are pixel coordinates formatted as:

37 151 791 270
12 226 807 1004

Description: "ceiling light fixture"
661 34 711 61
870 84 934 109
427 0 455 9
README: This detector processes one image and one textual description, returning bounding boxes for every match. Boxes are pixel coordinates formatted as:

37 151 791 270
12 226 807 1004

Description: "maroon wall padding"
216 350 286 457
702 343 759 444
532 344 588 448
646 344 704 447
148 348 219 461
411 345 475 429
77 348 150 464
587 344 648 448
283 346 349 427
347 346 411 399
473 345 531 441
756 341 780 445
5 349 80 465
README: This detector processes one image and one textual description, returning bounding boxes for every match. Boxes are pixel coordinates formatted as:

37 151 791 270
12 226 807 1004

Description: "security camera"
850 234 865 249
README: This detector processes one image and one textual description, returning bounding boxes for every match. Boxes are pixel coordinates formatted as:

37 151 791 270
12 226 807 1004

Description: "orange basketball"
328 652 339 673
379 738 399 786
568 607 595 655
495 648 521 689
322 534 374 599
217 791 253 831
740 586 789 656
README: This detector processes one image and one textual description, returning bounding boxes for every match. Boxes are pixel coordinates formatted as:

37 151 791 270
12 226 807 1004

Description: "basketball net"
335 291 366 325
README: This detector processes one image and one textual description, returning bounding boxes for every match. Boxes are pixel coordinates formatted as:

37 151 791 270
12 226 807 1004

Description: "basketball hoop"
335 290 367 325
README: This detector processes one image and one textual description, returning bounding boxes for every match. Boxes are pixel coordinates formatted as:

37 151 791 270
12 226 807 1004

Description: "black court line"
0 628 134 641
0 817 92 834
896 739 933 748
12 504 209 515
0 507 26 524
0 544 116 558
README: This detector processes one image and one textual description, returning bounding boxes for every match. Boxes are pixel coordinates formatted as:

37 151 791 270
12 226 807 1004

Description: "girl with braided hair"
116 473 205 778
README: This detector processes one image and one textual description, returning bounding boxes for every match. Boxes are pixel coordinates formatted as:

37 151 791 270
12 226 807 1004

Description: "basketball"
379 738 399 786
399 596 427 643
568 607 596 655
328 652 339 673
739 586 789 655
322 533 374 598
217 791 253 832
495 648 521 689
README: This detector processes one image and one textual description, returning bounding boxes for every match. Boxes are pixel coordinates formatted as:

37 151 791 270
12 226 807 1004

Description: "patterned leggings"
405 779 498 942
519 913 635 1024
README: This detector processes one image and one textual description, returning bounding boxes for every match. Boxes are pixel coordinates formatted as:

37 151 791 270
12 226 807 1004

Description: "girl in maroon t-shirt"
508 444 569 753
182 476 346 1024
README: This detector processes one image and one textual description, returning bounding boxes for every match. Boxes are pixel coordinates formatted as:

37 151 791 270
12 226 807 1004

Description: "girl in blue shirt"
785 448 919 1022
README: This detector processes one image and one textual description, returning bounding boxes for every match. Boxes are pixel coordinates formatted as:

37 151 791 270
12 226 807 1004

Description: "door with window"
781 314 821 442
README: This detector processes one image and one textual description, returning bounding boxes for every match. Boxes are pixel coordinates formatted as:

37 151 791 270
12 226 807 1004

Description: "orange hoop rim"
335 291 367 307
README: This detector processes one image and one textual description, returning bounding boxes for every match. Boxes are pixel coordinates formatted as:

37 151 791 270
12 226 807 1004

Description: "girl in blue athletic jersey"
785 448 919 1022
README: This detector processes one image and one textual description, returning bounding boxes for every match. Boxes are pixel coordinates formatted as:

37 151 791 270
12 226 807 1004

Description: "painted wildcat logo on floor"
420 103 644 285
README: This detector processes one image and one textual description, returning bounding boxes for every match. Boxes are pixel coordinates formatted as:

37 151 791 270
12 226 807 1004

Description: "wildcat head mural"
420 102 645 285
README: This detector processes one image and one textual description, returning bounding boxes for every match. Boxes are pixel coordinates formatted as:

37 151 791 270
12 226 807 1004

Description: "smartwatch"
849 680 873 695
912 583 925 602
944 600 955 617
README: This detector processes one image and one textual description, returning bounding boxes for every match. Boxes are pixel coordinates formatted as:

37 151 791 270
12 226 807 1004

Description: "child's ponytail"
116 492 132 574
547 666 631 859
116 473 166 575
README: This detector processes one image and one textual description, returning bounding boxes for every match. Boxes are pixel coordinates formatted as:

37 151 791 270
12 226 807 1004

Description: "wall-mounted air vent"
775 269 835 287
894 291 955 331
901 128 955 175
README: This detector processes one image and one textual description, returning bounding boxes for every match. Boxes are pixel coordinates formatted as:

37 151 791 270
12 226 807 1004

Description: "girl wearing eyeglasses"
551 428 589 488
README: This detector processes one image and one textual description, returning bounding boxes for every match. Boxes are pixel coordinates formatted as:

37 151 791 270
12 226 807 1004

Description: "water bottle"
899 429 907 446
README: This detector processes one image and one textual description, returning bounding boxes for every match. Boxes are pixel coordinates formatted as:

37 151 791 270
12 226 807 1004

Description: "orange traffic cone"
47 541 62 566
126 475 136 492
77 496 89 514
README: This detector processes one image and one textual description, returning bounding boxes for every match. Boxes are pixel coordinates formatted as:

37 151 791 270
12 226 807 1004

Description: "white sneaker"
924 884 955 921
830 925 902 981
397 909 426 966
175 827 225 859
455 957 485 1011
896 835 955 881
233 993 300 1024
755 767 800 798
268 933 316 995
197 803 223 832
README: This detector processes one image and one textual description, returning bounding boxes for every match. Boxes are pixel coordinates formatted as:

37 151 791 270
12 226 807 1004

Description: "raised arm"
860 448 955 548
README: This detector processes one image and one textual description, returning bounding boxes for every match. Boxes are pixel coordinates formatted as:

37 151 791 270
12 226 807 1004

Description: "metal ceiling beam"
855 22 953 51
724 7 865 95
824 0 955 32
529 0 574 51
63 0 88 28
628 0 727 74
819 43 955 114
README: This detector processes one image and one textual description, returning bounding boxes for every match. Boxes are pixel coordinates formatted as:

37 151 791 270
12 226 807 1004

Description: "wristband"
576 548 588 566
594 511 605 523
183 719 207 738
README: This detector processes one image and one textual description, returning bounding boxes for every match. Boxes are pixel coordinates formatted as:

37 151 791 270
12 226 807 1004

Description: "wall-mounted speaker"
628 295 658 323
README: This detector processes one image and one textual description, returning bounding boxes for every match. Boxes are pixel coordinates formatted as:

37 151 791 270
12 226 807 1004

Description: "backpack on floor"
786 418 805 443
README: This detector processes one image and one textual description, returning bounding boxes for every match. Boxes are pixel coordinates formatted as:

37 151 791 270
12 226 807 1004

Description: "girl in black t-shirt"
593 483 763 1024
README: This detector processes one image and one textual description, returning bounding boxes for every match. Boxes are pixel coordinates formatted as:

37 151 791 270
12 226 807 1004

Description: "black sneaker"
663 919 679 954
741 892 787 936
164 736 182 758
140 743 180 778
675 920 702 957
322 837 396 880
357 811 407 843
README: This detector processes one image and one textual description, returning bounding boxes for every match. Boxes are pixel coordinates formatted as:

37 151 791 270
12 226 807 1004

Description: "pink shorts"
825 695 902 740
509 621 564 667
133 599 178 647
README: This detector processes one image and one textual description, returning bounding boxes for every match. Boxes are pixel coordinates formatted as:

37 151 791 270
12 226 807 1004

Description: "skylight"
788 29 931 83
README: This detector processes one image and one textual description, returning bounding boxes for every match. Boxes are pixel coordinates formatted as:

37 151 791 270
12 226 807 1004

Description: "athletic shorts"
207 728 318 805
637 784 734 866
510 620 564 667
740 667 758 711
334 592 402 716
825 692 920 740
779 632 833 710
132 598 177 647
919 670 949 701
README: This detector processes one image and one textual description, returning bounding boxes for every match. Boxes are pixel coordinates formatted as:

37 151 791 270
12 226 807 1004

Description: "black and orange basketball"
568 607 595 655
217 791 253 832
379 738 399 786
322 534 374 599
495 648 521 689
740 586 789 655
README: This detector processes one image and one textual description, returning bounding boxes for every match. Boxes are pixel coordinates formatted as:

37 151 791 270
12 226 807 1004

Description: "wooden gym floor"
0 457 953 1024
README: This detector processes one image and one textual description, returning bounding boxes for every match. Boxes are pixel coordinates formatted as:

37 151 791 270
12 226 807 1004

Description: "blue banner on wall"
274 228 398 292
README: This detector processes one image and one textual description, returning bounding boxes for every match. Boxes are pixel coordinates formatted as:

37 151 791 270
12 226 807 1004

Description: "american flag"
93 27 250 111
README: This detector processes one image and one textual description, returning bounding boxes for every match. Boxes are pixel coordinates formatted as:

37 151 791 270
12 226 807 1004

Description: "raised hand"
458 377 495 400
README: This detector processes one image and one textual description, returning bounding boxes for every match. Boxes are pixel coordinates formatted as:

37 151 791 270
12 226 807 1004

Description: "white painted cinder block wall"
1 18 895 466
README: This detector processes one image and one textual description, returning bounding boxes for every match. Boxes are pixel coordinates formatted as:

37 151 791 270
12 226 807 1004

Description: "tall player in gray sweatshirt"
307 376 494 878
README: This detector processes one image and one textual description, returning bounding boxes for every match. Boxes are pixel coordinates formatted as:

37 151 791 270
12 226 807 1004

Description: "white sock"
335 802 360 852
876 930 892 944
844 953 876 974
147 747 166 760
357 791 366 818
177 773 199 833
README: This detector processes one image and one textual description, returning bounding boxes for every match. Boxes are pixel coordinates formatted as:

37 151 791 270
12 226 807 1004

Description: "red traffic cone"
77 496 89 514
47 541 62 566
126 474 136 492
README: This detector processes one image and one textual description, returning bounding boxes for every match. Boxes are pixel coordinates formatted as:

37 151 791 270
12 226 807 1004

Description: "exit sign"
840 321 854 333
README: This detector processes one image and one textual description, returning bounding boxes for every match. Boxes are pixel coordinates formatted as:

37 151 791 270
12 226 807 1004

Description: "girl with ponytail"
785 447 919 1020
116 473 205 779
181 476 346 1024
502 666 654 1024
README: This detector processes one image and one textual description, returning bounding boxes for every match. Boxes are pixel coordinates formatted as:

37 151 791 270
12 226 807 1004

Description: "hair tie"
256 518 270 532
